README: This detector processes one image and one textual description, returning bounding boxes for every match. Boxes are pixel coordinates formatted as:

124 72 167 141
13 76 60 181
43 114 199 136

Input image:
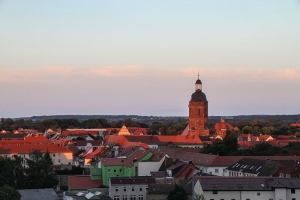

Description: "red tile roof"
120 141 149 149
124 135 202 145
0 143 73 154
105 135 128 146
24 136 49 142
68 176 102 190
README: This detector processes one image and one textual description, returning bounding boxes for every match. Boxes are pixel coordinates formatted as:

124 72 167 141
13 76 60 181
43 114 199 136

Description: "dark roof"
195 79 202 84
227 158 281 176
68 176 102 190
148 180 192 195
196 177 300 191
0 133 25 140
18 188 59 200
110 176 155 185
190 91 207 102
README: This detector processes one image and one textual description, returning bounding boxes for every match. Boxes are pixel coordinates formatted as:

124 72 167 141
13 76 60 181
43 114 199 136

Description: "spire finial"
198 71 199 80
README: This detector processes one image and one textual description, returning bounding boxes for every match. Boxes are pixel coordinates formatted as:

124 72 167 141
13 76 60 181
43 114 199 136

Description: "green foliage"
167 184 188 200
0 156 24 189
202 130 239 156
24 150 58 189
0 185 21 200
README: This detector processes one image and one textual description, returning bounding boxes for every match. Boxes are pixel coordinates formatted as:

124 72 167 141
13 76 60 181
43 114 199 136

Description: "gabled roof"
105 135 127 146
68 176 102 190
118 125 131 135
120 140 149 149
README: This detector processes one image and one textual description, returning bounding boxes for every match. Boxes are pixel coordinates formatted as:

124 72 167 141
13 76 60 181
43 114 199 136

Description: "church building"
188 75 209 136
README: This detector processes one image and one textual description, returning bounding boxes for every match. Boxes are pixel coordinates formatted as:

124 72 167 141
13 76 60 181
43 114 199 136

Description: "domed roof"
195 79 202 84
190 91 208 102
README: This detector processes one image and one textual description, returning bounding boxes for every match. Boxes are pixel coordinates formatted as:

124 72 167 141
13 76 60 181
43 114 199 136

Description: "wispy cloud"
1 66 299 83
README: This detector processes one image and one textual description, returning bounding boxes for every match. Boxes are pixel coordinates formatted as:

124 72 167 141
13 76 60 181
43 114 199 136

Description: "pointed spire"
198 71 199 80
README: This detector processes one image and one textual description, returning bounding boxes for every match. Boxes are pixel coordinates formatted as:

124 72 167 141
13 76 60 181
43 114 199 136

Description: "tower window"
198 109 201 116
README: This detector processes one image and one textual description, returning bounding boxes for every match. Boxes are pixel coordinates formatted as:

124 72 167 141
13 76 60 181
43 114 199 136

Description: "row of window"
108 169 123 173
214 169 227 173
113 195 143 200
115 186 144 192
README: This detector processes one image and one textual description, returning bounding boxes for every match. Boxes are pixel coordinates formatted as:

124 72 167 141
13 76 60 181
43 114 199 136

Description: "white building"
194 176 300 200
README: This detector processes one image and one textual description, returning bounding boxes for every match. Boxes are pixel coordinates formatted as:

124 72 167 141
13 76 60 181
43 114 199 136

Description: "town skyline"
1 1 300 118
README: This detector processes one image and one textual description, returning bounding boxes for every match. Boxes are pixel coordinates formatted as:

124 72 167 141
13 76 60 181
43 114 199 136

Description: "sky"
0 0 300 118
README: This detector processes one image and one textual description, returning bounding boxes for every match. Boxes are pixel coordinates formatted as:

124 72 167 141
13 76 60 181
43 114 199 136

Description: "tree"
167 184 188 200
24 150 58 189
0 185 21 200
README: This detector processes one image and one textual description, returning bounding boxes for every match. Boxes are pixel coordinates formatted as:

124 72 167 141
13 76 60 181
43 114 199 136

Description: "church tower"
188 74 209 136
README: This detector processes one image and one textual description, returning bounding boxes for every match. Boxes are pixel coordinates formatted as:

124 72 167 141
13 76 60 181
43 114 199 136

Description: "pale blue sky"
0 1 300 118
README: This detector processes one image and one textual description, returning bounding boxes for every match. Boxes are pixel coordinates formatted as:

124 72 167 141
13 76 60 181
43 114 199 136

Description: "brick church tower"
188 75 209 136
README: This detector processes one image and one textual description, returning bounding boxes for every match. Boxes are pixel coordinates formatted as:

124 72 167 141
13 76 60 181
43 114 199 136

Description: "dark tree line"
1 116 299 136
202 130 299 156
0 150 58 199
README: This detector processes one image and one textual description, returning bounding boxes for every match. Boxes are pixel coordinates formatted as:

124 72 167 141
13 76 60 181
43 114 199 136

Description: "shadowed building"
188 75 209 136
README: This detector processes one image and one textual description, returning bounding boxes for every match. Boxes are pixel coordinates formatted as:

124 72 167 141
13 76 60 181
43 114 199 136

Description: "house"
109 176 155 200
98 149 153 187
214 117 235 138
194 176 300 200
149 149 300 176
0 143 73 167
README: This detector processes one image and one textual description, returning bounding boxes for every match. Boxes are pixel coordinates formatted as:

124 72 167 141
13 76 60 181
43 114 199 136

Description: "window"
215 169 219 173
53 159 55 163
116 187 118 192
124 187 127 192
223 169 227 173
58 159 61 163
132 187 134 191
292 198 296 200
291 188 295 194
53 154 55 157
108 169 111 173
120 169 123 173
140 186 142 191
114 169 117 173
257 193 260 196
122 196 127 200
246 199 250 200
130 195 136 200
212 191 218 194
114 196 120 200
138 195 143 200
58 153 61 157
